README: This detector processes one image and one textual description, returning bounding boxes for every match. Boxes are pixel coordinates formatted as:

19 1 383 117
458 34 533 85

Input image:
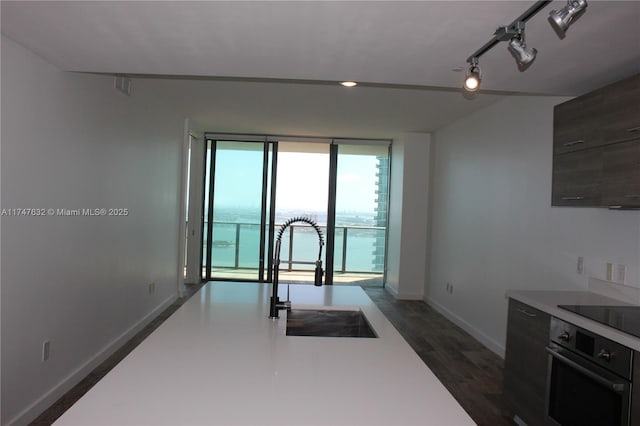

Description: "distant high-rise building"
372 156 389 271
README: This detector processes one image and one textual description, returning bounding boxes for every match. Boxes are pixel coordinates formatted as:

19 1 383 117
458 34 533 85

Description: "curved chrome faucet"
269 217 324 319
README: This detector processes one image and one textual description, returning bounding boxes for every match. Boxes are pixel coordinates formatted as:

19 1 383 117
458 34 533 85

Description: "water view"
199 141 389 284
207 207 385 273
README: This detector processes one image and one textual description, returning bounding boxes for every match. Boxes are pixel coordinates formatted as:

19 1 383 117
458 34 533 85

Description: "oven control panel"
550 317 633 380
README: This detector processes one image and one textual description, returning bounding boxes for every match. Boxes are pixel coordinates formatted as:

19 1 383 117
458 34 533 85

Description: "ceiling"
2 1 639 138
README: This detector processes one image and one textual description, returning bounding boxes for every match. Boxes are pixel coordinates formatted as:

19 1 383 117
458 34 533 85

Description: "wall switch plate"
616 264 626 284
148 282 155 294
606 263 613 281
577 256 584 274
42 340 51 362
114 75 132 96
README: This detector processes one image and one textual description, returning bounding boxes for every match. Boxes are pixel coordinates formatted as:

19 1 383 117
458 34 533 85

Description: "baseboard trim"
383 285 424 300
425 296 505 358
384 284 399 298
7 293 178 426
396 292 425 300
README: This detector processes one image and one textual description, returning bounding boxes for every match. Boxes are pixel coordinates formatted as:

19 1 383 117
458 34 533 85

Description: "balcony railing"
200 221 386 274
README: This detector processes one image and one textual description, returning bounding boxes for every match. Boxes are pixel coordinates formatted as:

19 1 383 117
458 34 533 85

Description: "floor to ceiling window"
333 143 389 287
200 134 390 287
273 142 330 284
202 139 275 281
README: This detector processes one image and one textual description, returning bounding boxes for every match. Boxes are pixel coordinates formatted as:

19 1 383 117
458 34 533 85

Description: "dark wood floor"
32 283 513 425
363 287 513 426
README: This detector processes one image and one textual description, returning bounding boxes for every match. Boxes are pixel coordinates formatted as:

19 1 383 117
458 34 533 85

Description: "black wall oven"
546 317 635 426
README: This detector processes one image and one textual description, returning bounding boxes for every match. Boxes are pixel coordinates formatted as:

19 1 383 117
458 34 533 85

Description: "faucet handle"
314 263 323 286
285 285 291 311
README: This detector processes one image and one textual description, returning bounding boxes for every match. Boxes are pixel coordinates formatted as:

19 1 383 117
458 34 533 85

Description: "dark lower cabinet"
633 353 640 426
504 298 551 426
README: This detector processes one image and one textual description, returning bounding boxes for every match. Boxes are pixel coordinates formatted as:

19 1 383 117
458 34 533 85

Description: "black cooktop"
558 305 640 339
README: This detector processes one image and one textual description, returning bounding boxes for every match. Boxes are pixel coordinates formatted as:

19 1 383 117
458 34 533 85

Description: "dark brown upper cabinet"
552 74 640 209
553 90 604 155
600 75 640 145
552 148 602 206
600 140 640 208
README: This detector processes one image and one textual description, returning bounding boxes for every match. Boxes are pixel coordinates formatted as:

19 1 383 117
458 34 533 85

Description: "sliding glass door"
273 142 330 284
333 143 389 286
202 139 275 281
201 136 390 286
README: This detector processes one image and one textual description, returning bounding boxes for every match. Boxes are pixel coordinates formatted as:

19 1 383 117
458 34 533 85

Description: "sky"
210 147 382 214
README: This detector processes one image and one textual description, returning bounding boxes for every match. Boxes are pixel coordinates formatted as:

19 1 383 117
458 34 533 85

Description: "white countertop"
508 290 640 351
55 282 475 425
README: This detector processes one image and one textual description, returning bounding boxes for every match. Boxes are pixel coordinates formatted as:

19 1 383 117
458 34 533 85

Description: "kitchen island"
55 282 474 425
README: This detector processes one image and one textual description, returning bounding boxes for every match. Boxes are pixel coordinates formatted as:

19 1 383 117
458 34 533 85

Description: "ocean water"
207 223 384 273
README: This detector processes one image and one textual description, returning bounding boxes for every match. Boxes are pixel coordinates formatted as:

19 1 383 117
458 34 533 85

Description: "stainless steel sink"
286 308 377 338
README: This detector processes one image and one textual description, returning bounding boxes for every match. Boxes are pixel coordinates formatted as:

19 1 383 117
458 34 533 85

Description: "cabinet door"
552 149 602 206
632 352 640 425
504 299 551 426
600 75 640 145
553 91 603 155
600 139 640 208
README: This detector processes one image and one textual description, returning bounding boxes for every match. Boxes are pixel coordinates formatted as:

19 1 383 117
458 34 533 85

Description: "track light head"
463 59 482 92
549 0 588 38
508 36 537 70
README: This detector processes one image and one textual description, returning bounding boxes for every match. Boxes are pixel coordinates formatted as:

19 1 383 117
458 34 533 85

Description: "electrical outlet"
42 340 51 362
577 256 584 274
606 263 613 281
616 264 626 284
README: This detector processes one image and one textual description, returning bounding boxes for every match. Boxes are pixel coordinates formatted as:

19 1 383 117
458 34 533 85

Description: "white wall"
428 95 640 356
1 36 183 424
386 133 430 299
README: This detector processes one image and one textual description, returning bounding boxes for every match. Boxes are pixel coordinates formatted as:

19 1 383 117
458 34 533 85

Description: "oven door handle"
546 347 627 392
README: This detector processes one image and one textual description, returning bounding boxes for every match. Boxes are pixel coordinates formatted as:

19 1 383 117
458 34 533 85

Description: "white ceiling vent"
114 75 132 96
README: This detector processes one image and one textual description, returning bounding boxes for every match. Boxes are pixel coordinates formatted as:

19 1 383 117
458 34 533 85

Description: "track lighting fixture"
549 0 588 38
494 21 538 71
462 0 587 93
508 37 537 70
463 58 482 92
508 30 537 70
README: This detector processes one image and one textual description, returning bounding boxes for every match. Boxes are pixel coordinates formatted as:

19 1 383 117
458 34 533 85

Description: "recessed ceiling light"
340 81 357 87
